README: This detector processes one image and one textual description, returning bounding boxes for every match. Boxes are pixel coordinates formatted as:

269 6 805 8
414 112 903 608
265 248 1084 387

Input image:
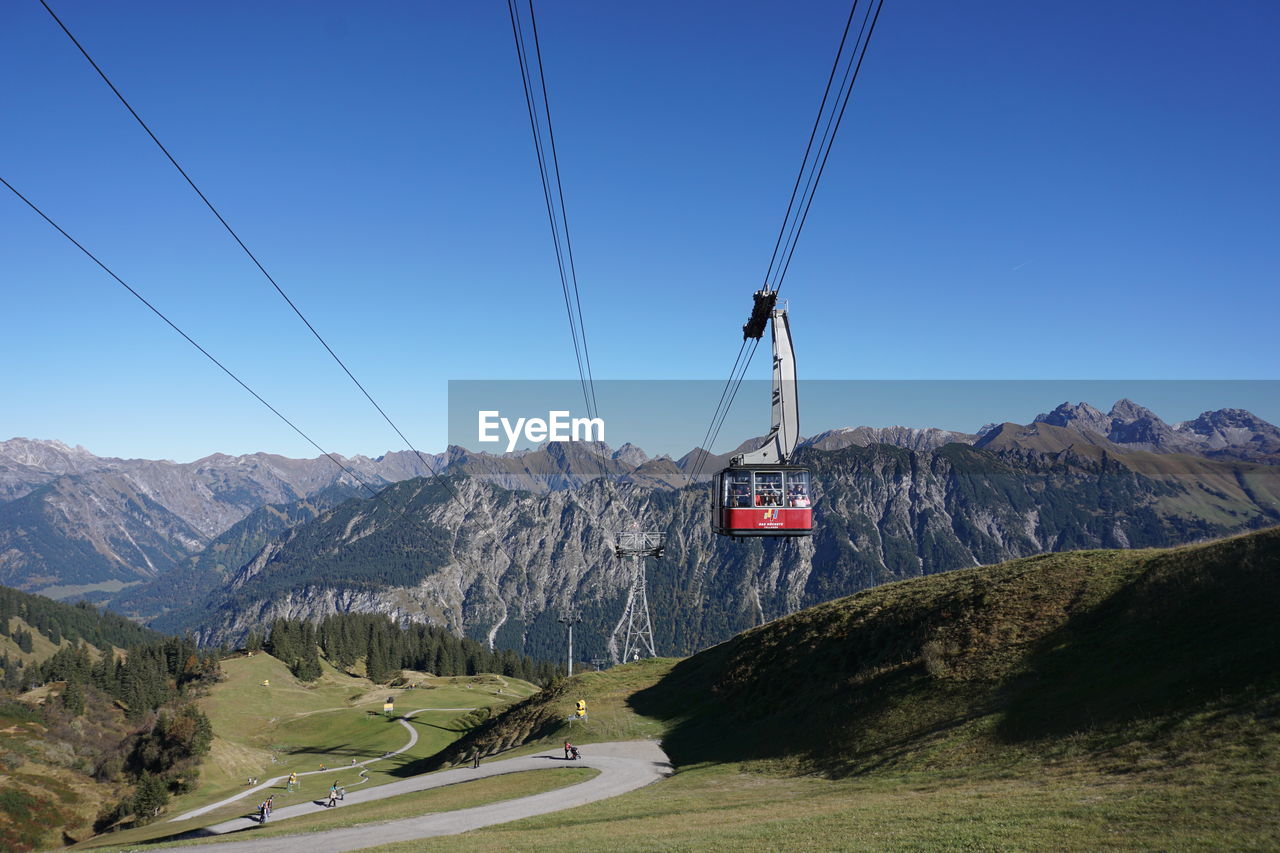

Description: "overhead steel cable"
506 0 597 423
683 339 750 485
685 0 885 480
526 0 600 420
36 0 445 485
1 175 386 505
770 0 885 296
759 0 862 296
689 337 762 484
37 0 542 593
507 0 643 530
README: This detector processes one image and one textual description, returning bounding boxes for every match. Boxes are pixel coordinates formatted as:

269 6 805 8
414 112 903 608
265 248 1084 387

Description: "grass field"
361 759 1279 852
68 529 1280 850
409 528 1280 850
86 767 598 851
188 654 535 805
425 658 676 771
72 654 538 849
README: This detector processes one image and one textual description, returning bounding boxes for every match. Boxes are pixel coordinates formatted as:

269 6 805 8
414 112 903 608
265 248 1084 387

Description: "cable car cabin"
714 466 813 537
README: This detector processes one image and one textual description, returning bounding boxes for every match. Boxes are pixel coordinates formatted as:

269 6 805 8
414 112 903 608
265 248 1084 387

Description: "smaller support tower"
611 530 664 663
558 609 582 676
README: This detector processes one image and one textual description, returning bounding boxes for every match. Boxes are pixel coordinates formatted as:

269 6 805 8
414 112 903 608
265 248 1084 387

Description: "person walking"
327 783 339 808
564 740 572 760
471 746 481 769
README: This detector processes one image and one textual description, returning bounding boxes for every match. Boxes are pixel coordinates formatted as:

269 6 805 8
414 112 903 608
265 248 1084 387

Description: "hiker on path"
287 772 298 792
564 741 572 760
327 783 339 808
258 801 268 824
472 747 481 769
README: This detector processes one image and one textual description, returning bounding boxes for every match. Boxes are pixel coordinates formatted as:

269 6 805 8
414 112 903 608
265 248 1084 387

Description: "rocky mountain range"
0 437 445 597
1032 400 1280 461
175 436 1280 663
2 400 1278 659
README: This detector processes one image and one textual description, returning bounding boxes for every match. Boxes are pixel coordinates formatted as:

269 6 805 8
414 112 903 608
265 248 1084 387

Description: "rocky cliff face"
3 400 1277 607
180 441 1280 663
802 426 977 452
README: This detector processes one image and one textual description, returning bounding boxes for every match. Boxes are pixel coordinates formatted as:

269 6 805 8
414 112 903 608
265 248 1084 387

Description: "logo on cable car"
477 411 605 453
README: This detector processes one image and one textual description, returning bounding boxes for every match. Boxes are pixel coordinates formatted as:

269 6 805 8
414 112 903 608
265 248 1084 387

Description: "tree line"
0 584 158 650
254 613 563 686
0 621 222 832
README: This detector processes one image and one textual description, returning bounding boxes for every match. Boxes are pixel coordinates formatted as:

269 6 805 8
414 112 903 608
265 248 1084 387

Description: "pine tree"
61 680 85 715
130 775 170 824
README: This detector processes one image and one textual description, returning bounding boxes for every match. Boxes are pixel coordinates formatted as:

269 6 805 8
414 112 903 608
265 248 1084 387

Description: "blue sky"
2 1 1277 461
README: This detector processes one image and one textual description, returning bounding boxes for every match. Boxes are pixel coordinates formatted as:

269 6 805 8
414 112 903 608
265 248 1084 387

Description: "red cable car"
714 290 814 538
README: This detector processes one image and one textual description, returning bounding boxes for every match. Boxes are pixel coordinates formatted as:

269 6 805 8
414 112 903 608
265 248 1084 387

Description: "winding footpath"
169 708 447 823
151 741 672 852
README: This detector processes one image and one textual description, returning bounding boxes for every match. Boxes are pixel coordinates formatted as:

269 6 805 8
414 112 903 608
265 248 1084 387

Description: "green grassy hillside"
70 655 540 849
432 527 1280 849
634 526 1279 778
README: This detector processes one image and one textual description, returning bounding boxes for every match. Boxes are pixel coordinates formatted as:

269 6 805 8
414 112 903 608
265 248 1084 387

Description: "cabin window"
753 471 783 506
725 471 753 507
785 470 811 507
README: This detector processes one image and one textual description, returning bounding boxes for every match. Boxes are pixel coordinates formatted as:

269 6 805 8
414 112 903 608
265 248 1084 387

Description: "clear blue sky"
2 1 1277 461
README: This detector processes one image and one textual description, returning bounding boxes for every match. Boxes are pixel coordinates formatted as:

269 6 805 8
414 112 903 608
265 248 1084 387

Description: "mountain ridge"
2 399 1277 607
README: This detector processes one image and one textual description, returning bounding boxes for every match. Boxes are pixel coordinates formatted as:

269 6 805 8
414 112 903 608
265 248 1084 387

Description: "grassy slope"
72 656 538 849
635 526 1279 777
422 659 677 770
0 697 125 852
1 617 131 852
421 527 1280 850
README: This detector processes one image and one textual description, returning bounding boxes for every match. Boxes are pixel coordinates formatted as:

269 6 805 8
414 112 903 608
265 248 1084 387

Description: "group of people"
256 781 344 822
563 741 581 760
731 486 810 508
753 490 809 508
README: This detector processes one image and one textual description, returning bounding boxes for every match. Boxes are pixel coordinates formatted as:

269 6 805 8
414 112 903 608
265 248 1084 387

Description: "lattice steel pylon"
610 530 664 663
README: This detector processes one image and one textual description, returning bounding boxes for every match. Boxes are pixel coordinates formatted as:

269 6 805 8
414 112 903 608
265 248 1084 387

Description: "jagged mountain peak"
1108 398 1163 423
1180 407 1280 435
612 442 649 466
0 436 104 469
1034 401 1112 436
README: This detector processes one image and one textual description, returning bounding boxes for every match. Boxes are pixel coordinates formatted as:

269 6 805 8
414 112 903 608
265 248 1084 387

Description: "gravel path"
151 741 671 852
168 708 453 823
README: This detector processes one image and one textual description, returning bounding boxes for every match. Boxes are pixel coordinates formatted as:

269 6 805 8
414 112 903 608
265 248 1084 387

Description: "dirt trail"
154 741 671 852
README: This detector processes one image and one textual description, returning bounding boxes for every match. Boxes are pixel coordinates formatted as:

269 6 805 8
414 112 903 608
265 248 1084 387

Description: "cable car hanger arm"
733 289 799 467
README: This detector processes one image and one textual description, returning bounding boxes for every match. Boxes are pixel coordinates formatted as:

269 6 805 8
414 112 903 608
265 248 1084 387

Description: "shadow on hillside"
628 629 995 777
996 529 1280 742
630 528 1280 776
